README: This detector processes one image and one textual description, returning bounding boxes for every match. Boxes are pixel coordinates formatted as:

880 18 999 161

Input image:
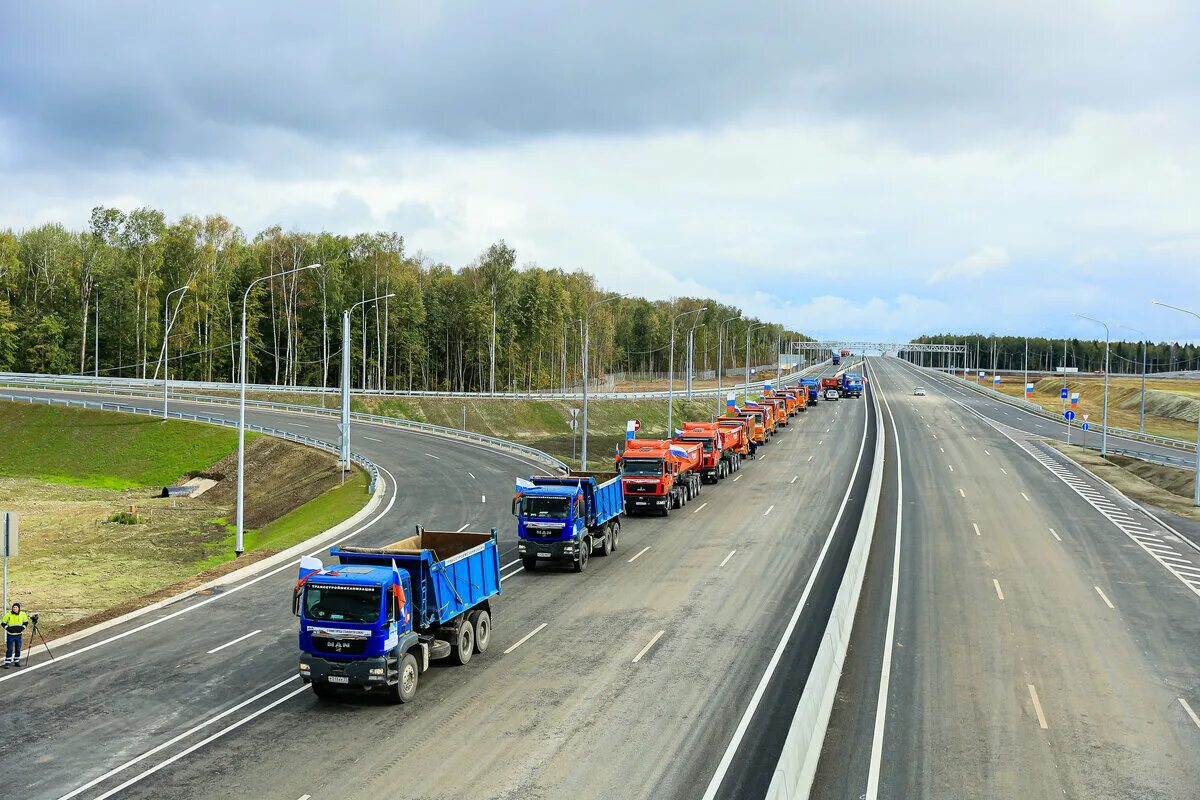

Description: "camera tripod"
21 617 54 666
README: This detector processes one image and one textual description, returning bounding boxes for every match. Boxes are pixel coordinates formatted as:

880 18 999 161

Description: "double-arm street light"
1150 300 1200 506
160 285 189 419
1118 324 1147 434
667 306 707 437
744 323 768 394
715 313 740 415
580 293 626 470
341 293 395 483
236 263 320 556
1072 313 1111 458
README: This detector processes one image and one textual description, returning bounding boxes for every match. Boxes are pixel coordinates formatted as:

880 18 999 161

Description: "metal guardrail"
0 392 382 493
1104 446 1197 471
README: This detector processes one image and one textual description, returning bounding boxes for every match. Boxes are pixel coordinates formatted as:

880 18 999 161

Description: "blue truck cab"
514 471 624 573
294 526 500 703
841 373 864 398
801 377 820 405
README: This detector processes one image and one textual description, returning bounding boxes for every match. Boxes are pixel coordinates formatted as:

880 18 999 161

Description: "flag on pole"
391 559 411 628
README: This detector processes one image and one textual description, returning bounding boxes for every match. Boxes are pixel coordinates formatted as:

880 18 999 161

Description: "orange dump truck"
762 396 789 428
677 422 742 483
719 411 761 450
620 439 704 516
741 403 775 439
716 416 750 459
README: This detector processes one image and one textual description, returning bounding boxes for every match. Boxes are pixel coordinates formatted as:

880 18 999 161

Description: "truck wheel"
522 556 537 571
611 521 621 551
597 524 612 557
661 501 670 517
469 610 491 653
448 619 475 665
389 653 419 703
573 541 589 572
311 682 337 700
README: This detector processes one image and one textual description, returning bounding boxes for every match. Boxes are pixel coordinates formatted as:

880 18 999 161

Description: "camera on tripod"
30 613 39 625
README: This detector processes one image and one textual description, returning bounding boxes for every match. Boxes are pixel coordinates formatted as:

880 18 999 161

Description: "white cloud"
927 245 1011 283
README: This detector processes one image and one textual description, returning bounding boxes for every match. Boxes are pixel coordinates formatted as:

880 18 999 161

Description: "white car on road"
913 386 926 396
824 388 840 401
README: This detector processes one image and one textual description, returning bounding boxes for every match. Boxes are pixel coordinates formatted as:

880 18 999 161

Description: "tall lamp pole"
1151 300 1200 506
1119 324 1147 434
94 284 100 377
715 314 740 415
580 293 626 470
1073 313 1111 458
341 293 395 483
686 319 704 401
667 306 707 437
744 323 768 395
160 285 189 419
236 263 320 556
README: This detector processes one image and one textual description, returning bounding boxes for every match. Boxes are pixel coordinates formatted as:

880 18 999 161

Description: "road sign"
1060 387 1069 399
1056 367 1079 373
978 371 985 379
632 419 641 432
1081 422 1090 431
1064 410 1075 421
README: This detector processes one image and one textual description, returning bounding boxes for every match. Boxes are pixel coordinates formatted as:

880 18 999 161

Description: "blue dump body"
296 528 501 700
841 373 864 397
832 353 841 366
515 472 624 570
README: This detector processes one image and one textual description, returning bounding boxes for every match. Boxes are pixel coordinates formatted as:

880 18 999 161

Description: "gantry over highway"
0 350 1197 800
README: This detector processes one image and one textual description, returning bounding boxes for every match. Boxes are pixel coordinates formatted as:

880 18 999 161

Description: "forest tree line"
912 334 1200 374
0 207 805 391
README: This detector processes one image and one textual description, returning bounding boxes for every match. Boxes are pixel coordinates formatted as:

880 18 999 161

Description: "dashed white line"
481 495 486 503
790 475 798 484
733 474 743 482
467 472 476 480
456 523 470 532
959 489 966 498
1049 527 1063 542
1180 698 1200 731
1020 492 1031 502
719 550 737 568
973 523 981 536
1094 586 1116 609
1000 468 1008 476
939 446 945 453
425 453 440 459
628 546 651 563
362 436 383 443
206 630 262 655
1028 684 1049 729
993 579 1005 601
693 502 708 514
984 449 991 456
807 455 814 462
763 505 775 517
503 623 548 654
632 630 666 663
948 464 954 472
500 559 522 571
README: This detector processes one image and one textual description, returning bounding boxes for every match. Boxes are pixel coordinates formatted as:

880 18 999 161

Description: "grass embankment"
989 375 1200 442
0 403 370 636
1048 442 1199 523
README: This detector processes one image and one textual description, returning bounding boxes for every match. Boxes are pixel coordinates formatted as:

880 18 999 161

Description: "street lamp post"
686 319 704 400
1073 313 1111 458
715 314 740 415
1151 300 1200 506
94 285 100 377
667 306 707 437
341 293 395 483
580 293 626 470
161 285 189 419
744 323 767 394
1119 324 1147 433
236 263 320 556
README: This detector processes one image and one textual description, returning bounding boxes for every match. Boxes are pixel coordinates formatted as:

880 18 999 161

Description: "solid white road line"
693 502 708 514
362 436 383 442
719 550 737 568
456 523 471 532
206 630 262 655
1180 698 1200 731
763 504 775 516
628 546 651 563
1049 527 1063 542
503 623 548 655
733 474 743 482
1094 586 1116 609
425 452 440 459
632 630 666 663
1021 492 1031 502
288 423 311 428
1028 684 1049 729
993 579 1005 601
973 523 981 537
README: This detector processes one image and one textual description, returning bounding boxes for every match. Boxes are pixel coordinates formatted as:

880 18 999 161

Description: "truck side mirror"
511 496 519 516
292 585 302 617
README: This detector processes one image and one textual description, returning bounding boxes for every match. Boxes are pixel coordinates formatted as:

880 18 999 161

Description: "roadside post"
1082 414 1090 448
1064 410 1075 445
2 511 17 616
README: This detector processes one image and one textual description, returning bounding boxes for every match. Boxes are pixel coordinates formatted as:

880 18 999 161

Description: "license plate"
537 552 551 558
327 676 350 684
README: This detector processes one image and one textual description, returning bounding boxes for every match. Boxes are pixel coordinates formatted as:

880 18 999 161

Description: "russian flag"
744 400 760 409
391 559 411 629
669 445 690 459
726 392 736 410
626 419 637 441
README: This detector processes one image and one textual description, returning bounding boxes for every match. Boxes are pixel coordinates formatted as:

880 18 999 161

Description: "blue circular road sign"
1064 410 1076 421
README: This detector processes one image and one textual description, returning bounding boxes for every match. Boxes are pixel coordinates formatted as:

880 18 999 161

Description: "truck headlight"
563 545 575 553
518 543 526 552
299 662 310 673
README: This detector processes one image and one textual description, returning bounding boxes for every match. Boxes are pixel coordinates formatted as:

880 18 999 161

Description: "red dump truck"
620 439 704 516
677 422 741 483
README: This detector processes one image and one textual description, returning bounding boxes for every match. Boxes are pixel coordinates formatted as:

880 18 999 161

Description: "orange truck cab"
762 396 788 428
620 439 704 516
741 404 775 439
677 422 742 483
779 388 805 414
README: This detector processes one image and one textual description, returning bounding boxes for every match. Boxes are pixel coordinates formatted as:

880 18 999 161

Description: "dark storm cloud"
1 1 1195 168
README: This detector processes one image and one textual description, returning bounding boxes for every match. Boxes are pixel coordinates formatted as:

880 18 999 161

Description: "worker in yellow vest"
2 602 33 668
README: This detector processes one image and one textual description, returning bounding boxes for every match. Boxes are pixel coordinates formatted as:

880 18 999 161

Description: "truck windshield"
520 496 569 518
680 437 714 453
304 584 381 624
622 458 663 476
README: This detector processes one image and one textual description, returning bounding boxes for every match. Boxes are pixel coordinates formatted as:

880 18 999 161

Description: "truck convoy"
677 421 742 483
514 472 624 571
619 439 703 515
295 527 501 702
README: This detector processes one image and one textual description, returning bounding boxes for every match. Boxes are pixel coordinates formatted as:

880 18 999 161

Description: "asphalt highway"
813 357 1200 799
0 379 868 800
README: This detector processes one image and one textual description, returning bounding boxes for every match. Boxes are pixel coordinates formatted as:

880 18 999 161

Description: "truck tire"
661 501 670 517
388 653 419 704
311 682 337 700
469 610 491 654
522 556 537 571
448 619 475 665
597 524 612 557
611 521 621 551
573 540 590 572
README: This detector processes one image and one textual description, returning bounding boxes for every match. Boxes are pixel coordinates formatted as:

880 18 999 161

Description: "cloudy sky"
2 1 1198 342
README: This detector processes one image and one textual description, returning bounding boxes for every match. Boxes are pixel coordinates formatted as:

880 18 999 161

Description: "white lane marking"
719 550 737 568
984 449 991 456
500 559 521 572
1181 698 1200 731
948 464 954 472
693 502 708 514
628 546 651 563
959 489 966 498
1094 586 1116 609
866 382 903 800
425 452 440 459
1021 492 1031 502
481 495 486 503
503 623 548 654
825 428 830 433
1028 684 1049 729
89 683 308 800
298 795 311 800
973 523 981 537
940 447 945 453
288 423 311 428
456 523 471 532
733 474 743 482
807 455 814 462
500 567 523 582
819 440 824 445
632 630 666 663
1049 527 1063 542
704 372 871 800
0 462 400 687
1000 468 1008 475
55 677 298 800
791 475 798 484
971 436 977 441
758 455 767 462
468 471 476 480
362 436 384 443
206 630 262 655
993 579 1005 601
763 504 775 517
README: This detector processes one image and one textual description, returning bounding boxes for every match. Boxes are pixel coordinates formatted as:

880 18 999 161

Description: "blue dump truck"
832 352 841 366
294 526 501 703
841 372 864 398
801 377 820 405
514 471 623 573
